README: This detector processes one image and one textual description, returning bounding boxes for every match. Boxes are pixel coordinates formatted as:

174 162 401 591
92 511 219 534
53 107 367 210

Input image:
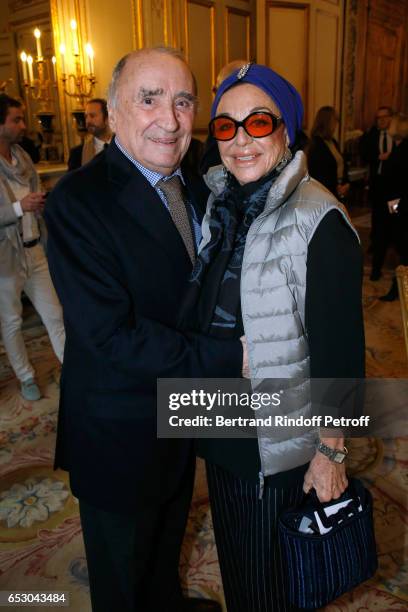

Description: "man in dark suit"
67 98 112 171
45 47 244 612
360 106 394 279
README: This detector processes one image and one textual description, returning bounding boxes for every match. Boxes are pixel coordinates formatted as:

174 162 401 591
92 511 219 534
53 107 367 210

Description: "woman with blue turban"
180 63 365 611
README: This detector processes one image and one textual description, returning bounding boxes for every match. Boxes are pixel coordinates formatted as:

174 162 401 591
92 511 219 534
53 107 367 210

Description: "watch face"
334 451 345 463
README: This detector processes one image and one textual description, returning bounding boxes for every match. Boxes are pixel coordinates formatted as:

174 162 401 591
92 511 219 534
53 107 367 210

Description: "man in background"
360 106 394 280
0 94 65 400
68 98 112 170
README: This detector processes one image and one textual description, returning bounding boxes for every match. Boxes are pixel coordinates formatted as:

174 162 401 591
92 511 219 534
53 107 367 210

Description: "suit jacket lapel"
106 141 193 269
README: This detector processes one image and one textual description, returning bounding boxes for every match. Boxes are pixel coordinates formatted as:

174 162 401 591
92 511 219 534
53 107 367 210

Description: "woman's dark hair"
310 106 337 140
0 94 22 125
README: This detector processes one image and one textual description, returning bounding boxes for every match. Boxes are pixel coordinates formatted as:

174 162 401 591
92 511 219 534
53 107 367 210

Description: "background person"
307 105 350 200
179 63 365 612
0 94 65 401
360 106 394 280
67 98 112 171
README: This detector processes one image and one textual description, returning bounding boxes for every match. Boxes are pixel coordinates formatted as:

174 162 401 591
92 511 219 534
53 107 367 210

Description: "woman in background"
307 105 350 200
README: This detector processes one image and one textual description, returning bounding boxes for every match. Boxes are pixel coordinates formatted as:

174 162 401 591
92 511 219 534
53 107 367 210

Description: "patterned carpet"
0 230 407 610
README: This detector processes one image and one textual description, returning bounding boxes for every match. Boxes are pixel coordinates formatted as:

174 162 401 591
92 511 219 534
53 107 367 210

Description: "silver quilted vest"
202 152 359 489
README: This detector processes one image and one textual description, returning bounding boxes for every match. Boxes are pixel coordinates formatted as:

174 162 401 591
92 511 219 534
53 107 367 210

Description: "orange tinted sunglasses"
210 111 283 141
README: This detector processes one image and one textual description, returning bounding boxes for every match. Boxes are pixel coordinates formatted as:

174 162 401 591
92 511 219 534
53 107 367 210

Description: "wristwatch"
317 441 348 463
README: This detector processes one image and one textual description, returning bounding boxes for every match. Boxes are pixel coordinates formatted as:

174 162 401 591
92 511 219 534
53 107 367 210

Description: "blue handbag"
278 478 378 609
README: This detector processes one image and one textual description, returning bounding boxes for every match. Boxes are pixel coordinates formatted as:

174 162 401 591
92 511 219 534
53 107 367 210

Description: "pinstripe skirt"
206 462 306 612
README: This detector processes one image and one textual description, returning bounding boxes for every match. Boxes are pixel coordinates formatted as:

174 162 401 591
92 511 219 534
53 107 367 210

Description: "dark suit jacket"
45 141 242 512
359 126 381 182
307 136 346 197
359 127 395 205
67 144 83 171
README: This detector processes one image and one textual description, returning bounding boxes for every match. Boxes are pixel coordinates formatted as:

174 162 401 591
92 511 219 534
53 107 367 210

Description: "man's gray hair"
108 46 197 109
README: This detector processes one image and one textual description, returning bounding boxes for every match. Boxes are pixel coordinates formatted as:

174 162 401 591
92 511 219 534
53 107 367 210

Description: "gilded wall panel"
184 1 215 132
258 1 344 133
225 8 250 62
141 0 175 47
84 0 134 97
312 9 339 114
265 3 309 121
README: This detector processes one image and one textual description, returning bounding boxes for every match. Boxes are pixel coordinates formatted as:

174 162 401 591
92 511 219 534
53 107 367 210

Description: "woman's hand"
303 438 348 502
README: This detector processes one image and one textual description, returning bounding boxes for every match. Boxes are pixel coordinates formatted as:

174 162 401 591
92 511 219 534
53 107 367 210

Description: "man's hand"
20 192 46 213
240 335 250 378
387 198 400 214
303 437 348 502
378 152 391 161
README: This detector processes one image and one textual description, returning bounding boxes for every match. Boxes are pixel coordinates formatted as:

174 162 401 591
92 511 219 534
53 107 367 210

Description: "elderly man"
360 106 394 280
0 94 65 400
45 48 244 612
67 98 112 171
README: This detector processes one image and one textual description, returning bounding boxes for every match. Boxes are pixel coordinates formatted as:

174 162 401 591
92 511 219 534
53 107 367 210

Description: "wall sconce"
59 18 96 126
19 27 57 132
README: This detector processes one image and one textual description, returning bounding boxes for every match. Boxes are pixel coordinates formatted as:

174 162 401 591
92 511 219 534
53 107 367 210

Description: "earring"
275 147 292 172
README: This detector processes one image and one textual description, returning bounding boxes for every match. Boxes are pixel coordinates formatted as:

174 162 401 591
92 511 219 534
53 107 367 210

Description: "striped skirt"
206 462 306 612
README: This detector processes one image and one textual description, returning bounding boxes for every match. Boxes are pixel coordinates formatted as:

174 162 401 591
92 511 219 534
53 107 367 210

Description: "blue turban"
211 63 304 146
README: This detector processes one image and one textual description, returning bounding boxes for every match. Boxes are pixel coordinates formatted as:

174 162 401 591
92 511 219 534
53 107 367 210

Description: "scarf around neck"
179 167 280 339
0 144 36 186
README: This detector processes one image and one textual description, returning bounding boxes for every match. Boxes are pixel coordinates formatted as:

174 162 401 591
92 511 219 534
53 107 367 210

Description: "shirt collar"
94 135 111 146
114 136 184 187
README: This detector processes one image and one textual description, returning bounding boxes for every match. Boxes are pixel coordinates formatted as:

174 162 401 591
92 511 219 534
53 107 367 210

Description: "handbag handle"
309 477 365 506
308 478 365 529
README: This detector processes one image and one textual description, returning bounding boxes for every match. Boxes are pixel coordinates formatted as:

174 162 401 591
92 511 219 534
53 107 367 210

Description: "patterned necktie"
157 176 196 264
382 131 388 153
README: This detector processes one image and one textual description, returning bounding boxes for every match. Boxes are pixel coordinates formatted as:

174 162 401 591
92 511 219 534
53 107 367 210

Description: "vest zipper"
258 471 265 500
